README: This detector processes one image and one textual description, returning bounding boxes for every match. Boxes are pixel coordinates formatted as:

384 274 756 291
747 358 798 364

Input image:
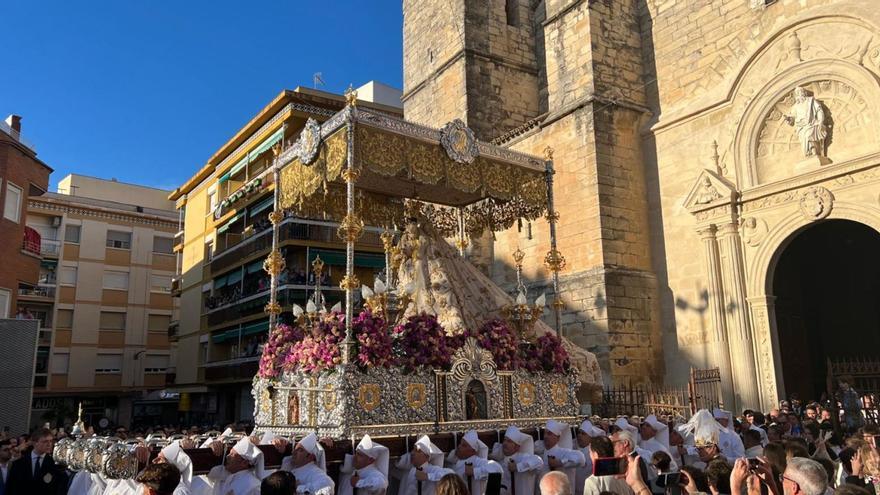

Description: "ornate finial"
312 255 325 277
271 142 282 158
344 85 358 107
264 301 282 315
544 248 567 273
268 209 284 225
512 247 525 268
263 249 286 276
543 146 554 161
711 140 721 174
337 212 365 242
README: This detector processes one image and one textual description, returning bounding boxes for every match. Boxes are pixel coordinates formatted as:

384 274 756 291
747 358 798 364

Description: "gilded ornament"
512 247 525 267
451 338 498 383
263 250 286 276
340 274 361 291
337 212 365 242
264 301 282 315
358 383 381 411
440 119 479 164
406 383 428 409
518 382 536 406
551 382 568 406
545 210 560 223
543 146 554 161
380 230 395 251
268 209 284 225
312 255 325 276
544 249 567 272
323 385 337 412
345 85 358 107
341 167 361 183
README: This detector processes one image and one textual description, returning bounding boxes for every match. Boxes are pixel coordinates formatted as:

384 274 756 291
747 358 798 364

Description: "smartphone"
486 472 502 495
593 457 626 476
748 458 761 470
657 472 681 488
629 451 639 458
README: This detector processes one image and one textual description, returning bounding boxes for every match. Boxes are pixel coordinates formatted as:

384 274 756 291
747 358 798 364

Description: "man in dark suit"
6 428 68 495
0 439 13 495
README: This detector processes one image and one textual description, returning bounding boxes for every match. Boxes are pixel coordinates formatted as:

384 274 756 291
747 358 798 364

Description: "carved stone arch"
749 201 880 297
722 13 880 105
733 59 880 189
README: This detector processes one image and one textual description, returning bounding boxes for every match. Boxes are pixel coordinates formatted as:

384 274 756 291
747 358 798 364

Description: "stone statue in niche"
784 86 829 160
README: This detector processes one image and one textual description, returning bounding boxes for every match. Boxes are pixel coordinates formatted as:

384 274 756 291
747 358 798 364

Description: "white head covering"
356 434 390 478
160 440 193 485
260 431 278 445
232 437 266 479
579 420 606 438
200 427 234 448
712 408 733 424
545 420 574 449
297 433 327 471
642 415 670 448
678 409 723 448
504 426 535 455
614 417 638 436
462 430 489 459
414 435 444 466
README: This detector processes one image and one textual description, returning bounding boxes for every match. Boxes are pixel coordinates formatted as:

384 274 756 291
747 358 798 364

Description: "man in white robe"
498 426 543 495
399 435 453 495
338 435 389 495
638 415 678 471
450 430 502 495
712 408 745 461
206 436 264 495
280 433 335 495
574 420 605 495
535 420 584 494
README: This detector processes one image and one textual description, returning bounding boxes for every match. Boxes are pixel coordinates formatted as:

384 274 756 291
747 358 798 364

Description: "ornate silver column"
542 147 566 337
338 87 363 364
264 133 287 327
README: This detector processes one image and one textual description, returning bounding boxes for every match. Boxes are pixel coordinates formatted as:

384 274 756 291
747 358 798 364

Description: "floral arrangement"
393 312 453 371
258 323 303 379
282 312 345 374
520 331 571 373
258 311 572 377
353 310 394 368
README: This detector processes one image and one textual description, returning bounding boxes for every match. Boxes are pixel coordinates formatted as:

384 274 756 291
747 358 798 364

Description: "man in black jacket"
6 428 68 495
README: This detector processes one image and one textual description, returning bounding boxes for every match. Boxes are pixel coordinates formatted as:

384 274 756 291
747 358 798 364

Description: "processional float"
56 87 601 479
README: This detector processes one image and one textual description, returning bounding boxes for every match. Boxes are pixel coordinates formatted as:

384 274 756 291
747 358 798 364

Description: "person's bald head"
539 471 571 495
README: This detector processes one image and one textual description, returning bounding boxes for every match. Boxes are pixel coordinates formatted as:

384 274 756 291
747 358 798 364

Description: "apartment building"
23 174 179 428
0 115 51 318
169 82 401 424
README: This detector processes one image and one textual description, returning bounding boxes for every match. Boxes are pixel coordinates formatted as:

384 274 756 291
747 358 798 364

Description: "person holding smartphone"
583 436 633 495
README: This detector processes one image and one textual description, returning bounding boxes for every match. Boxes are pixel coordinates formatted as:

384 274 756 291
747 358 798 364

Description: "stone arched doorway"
770 219 880 401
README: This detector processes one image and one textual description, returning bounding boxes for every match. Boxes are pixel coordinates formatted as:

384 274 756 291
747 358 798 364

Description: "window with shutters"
150 274 171 293
103 271 129 290
59 267 77 286
95 353 123 374
144 354 170 373
50 353 70 374
153 236 173 254
56 309 74 328
148 314 171 332
106 230 132 249
4 182 22 223
0 288 10 318
99 311 126 330
65 225 81 243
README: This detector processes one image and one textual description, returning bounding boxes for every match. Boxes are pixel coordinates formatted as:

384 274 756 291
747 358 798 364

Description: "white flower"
374 279 386 294
516 291 527 305
306 300 317 313
292 304 304 317
535 293 546 307
361 285 374 299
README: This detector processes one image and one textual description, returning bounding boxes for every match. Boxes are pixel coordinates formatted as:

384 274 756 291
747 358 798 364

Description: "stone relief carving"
784 86 829 159
752 306 778 408
756 80 872 184
741 217 769 247
798 186 834 221
774 31 802 71
695 177 723 205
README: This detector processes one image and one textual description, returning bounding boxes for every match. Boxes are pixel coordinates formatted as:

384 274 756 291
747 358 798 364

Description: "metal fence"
595 367 723 420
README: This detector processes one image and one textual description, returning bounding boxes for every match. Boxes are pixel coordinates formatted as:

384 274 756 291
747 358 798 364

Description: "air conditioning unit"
51 217 61 227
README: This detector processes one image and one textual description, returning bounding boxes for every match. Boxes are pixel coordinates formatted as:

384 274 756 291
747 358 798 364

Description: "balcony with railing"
18 285 56 301
40 238 61 257
170 277 182 297
168 320 179 341
22 226 41 257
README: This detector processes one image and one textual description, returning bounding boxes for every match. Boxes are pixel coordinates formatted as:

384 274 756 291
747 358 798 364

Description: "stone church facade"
401 0 880 412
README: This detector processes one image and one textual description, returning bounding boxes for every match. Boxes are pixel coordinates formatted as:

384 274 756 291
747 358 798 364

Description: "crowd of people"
4 391 880 495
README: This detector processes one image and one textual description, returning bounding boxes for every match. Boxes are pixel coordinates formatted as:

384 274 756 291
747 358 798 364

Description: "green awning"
229 157 248 178
217 212 244 234
218 171 232 184
248 197 274 217
213 274 229 289
226 269 243 286
211 328 240 343
246 259 264 274
249 128 284 160
308 249 385 269
241 320 269 337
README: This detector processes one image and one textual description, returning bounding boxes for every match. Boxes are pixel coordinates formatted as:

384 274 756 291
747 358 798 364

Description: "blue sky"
2 1 403 192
